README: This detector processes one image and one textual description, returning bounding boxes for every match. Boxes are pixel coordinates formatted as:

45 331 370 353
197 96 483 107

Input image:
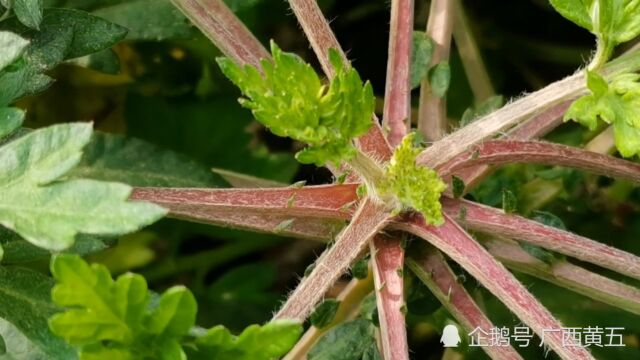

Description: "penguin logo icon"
441 324 461 347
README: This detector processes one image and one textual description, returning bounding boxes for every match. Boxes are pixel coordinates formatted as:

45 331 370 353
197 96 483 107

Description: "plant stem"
443 198 640 280
274 198 392 321
383 0 414 147
399 215 594 360
370 234 409 360
451 0 494 103
416 45 640 169
437 139 640 185
348 151 386 195
584 126 615 154
131 185 358 220
484 237 640 315
284 276 374 359
407 247 524 360
171 0 269 68
588 37 614 71
418 0 453 141
287 0 348 77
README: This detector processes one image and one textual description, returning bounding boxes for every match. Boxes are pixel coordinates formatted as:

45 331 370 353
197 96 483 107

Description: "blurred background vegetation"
15 0 640 358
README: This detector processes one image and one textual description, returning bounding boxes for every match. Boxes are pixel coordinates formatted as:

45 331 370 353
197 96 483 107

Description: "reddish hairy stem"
131 185 357 220
383 0 414 147
443 198 640 280
418 0 454 141
397 214 594 359
370 234 409 360
171 0 269 68
406 247 524 360
438 139 640 185
274 198 392 321
450 101 572 190
484 238 640 315
287 0 347 78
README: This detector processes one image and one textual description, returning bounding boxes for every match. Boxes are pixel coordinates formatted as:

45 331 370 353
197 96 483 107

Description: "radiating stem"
383 0 414 146
484 237 640 315
416 45 640 169
449 100 572 191
407 247 524 360
287 0 348 77
438 140 640 185
451 0 494 103
171 0 269 68
370 234 409 360
398 215 594 359
274 198 392 320
443 198 640 280
418 0 453 141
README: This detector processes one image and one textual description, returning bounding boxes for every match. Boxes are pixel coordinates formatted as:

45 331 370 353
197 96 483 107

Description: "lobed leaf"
186 320 302 360
550 0 640 44
49 254 196 359
0 123 166 251
217 41 375 166
564 71 640 157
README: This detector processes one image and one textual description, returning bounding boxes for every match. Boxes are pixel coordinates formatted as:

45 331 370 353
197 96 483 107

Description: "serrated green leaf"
217 41 375 166
187 320 302 360
310 299 340 329
410 31 433 89
549 0 593 31
550 0 640 46
308 319 380 360
0 123 166 251
379 133 447 225
69 131 226 188
565 72 640 157
12 0 43 29
0 107 23 139
93 0 193 41
49 254 195 360
0 31 28 71
0 8 127 104
0 266 76 359
428 61 451 98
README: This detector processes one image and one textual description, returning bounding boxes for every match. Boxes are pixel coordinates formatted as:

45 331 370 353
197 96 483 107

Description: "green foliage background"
1 0 640 359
